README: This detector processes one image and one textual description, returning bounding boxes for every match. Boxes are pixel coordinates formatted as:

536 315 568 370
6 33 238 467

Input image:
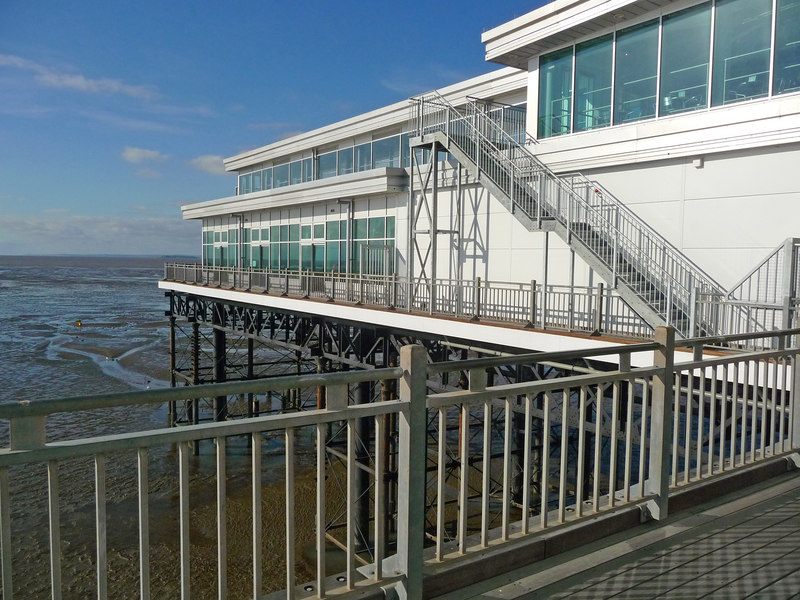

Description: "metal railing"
409 93 727 337
164 263 652 339
1 327 799 598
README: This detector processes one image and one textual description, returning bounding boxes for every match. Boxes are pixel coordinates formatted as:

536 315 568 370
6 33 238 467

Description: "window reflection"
774 0 800 95
615 20 658 124
538 47 573 138
712 0 772 106
660 4 711 115
574 34 612 132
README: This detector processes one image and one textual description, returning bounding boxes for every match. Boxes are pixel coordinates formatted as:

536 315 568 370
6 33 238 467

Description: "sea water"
0 256 308 597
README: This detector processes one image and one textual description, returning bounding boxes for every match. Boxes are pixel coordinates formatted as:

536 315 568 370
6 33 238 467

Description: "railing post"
284 271 289 296
689 287 698 337
528 279 537 328
472 277 481 321
646 326 675 520
594 282 604 332
395 344 427 599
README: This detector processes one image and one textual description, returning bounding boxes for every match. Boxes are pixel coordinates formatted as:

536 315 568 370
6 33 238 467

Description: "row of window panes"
538 0 800 138
202 217 395 272
237 134 413 195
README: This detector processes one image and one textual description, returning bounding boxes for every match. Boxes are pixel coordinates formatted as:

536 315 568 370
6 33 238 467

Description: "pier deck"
448 473 800 599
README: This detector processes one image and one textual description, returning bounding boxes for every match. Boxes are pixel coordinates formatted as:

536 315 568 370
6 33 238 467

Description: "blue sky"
0 0 539 256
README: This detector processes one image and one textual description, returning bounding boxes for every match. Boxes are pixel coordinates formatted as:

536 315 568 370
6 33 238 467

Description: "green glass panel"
712 0 772 106
317 152 337 179
338 147 354 175
301 245 312 269
252 229 259 242
288 243 299 270
774 0 800 95
574 34 612 132
401 134 411 168
339 220 347 240
279 225 288 242
660 5 710 116
279 244 288 269
368 217 385 239
313 245 325 272
353 218 367 240
214 231 220 242
261 246 269 269
314 223 325 239
538 46 573 138
243 229 250 243
614 20 659 123
352 241 364 273
372 135 400 168
263 168 272 190
326 221 339 240
273 163 290 187
290 161 302 185
301 225 311 239
270 226 278 242
289 224 300 241
386 216 395 239
326 242 339 271
270 244 279 269
355 143 371 172
221 231 228 243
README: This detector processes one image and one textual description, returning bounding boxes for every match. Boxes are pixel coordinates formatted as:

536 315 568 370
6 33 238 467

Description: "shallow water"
0 256 314 598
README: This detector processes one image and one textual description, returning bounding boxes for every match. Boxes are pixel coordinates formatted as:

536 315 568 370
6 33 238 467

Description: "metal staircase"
409 92 727 337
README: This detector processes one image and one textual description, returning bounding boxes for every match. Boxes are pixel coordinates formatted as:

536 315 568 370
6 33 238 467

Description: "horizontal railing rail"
1 327 799 598
163 263 653 339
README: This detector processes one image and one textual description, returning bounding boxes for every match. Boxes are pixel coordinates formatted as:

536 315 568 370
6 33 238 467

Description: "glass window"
301 225 311 239
368 217 385 239
243 229 250 243
239 173 251 194
372 135 400 168
302 157 313 182
574 34 612 132
353 218 367 239
290 161 302 185
252 229 260 242
615 20 659 124
288 243 299 270
288 224 300 241
339 220 347 240
774 0 800 95
386 216 395 239
314 223 325 239
270 245 279 269
538 47 573 138
263 168 272 190
263 227 271 242
301 245 312 270
355 143 371 172
337 147 354 175
401 134 411 168
273 163 290 188
326 242 339 271
279 224 288 242
317 152 337 179
279 244 288 269
221 231 228 243
413 147 431 165
712 0 772 106
326 221 339 240
252 247 261 268
312 245 325 272
660 5 711 116
214 231 220 242
252 171 262 192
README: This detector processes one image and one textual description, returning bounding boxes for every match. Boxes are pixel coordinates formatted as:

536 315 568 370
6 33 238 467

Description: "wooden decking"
442 472 800 600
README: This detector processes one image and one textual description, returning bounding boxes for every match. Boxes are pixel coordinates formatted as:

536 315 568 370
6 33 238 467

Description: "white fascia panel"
482 0 644 67
181 168 408 220
224 69 527 172
535 96 800 171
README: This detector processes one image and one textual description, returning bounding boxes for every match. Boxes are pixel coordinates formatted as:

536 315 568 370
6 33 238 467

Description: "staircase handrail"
410 92 726 327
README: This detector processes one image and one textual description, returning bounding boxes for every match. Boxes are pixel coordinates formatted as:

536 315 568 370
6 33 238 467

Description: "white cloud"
136 167 162 179
0 54 158 100
122 146 170 164
0 215 199 256
188 155 227 175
